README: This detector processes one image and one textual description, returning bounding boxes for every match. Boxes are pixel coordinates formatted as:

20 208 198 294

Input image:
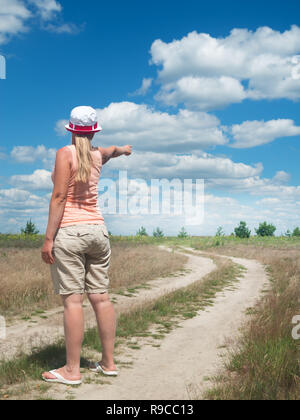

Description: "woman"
41 106 132 385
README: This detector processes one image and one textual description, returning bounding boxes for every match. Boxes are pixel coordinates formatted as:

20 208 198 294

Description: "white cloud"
56 102 228 153
0 188 50 233
57 103 300 154
0 188 49 209
44 22 82 34
207 173 300 200
150 26 300 110
0 0 80 44
29 0 61 20
105 151 263 180
130 78 153 96
273 170 291 184
11 145 57 169
155 76 246 111
1 180 300 236
230 119 300 148
0 0 31 44
255 198 281 205
10 169 52 190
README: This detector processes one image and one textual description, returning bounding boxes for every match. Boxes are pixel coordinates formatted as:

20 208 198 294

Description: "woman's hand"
41 239 55 265
123 145 132 156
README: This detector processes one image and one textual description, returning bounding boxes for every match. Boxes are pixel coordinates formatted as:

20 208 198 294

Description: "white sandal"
42 370 82 385
90 362 118 376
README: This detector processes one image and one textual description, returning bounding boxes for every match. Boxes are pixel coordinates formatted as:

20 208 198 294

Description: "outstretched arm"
99 145 132 164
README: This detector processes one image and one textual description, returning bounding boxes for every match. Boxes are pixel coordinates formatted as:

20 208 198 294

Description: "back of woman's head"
73 133 95 183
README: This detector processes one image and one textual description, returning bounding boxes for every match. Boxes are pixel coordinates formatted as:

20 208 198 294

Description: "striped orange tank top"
51 145 105 228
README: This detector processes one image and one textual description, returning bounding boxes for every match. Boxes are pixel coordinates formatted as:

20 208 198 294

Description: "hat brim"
65 124 102 134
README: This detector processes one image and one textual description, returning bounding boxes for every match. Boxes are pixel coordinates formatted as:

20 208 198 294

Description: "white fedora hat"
65 106 102 133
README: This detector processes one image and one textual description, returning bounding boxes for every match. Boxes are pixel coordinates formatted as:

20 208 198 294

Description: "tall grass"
204 246 300 400
0 241 187 319
0 256 241 390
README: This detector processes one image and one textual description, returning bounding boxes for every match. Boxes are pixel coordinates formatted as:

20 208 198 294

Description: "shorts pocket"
65 231 91 238
60 227 91 238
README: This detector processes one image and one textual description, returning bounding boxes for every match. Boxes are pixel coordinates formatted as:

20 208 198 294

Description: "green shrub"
292 227 300 237
153 227 164 238
136 226 148 236
255 222 276 237
234 221 251 238
21 219 39 235
178 227 188 239
216 226 225 237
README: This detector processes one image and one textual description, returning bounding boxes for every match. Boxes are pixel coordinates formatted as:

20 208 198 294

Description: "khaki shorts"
50 224 111 295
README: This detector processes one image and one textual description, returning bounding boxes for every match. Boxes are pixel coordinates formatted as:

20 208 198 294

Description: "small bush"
21 219 39 235
255 222 276 237
153 227 164 238
216 226 225 237
234 221 251 239
292 227 300 237
136 226 148 236
178 227 188 239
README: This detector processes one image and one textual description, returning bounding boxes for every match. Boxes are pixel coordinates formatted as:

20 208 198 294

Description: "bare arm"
42 148 71 264
99 145 132 164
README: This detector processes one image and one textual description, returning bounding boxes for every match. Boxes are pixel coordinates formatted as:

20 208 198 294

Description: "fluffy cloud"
44 22 82 34
10 169 52 190
255 198 282 205
1 177 300 235
11 145 56 169
155 76 246 110
28 0 61 20
207 171 300 200
105 151 263 180
130 78 153 96
0 187 49 209
0 0 31 44
0 0 79 44
0 188 50 233
273 170 291 184
150 26 300 110
230 119 300 148
57 102 228 152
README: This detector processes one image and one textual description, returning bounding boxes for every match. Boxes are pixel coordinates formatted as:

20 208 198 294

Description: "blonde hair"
72 133 95 183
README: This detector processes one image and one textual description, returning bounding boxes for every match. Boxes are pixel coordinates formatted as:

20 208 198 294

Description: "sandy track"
0 249 216 360
66 250 269 401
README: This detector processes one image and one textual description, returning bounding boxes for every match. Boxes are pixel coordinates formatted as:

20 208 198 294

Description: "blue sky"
1 0 300 235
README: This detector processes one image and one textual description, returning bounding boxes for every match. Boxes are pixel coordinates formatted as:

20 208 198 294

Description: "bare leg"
42 294 84 381
88 293 117 371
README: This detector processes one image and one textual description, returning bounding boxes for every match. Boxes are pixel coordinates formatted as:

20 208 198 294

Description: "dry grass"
0 243 187 320
204 245 300 400
0 255 241 394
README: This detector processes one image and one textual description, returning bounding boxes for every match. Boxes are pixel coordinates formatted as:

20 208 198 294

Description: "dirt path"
62 250 269 400
0 249 216 360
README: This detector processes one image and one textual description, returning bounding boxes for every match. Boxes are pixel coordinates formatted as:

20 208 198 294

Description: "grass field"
0 254 242 399
1 233 300 400
199 244 300 400
0 238 187 320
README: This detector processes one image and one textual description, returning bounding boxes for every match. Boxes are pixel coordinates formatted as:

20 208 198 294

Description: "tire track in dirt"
0 249 216 360
64 249 269 400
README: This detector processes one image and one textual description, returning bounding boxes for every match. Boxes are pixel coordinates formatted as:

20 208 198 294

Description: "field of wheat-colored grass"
1 233 300 399
0 241 187 320
202 244 300 400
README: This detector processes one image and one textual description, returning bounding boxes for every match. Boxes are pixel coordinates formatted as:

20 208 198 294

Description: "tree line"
18 220 300 238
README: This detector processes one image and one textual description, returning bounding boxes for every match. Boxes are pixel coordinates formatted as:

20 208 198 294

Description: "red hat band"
69 122 99 132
